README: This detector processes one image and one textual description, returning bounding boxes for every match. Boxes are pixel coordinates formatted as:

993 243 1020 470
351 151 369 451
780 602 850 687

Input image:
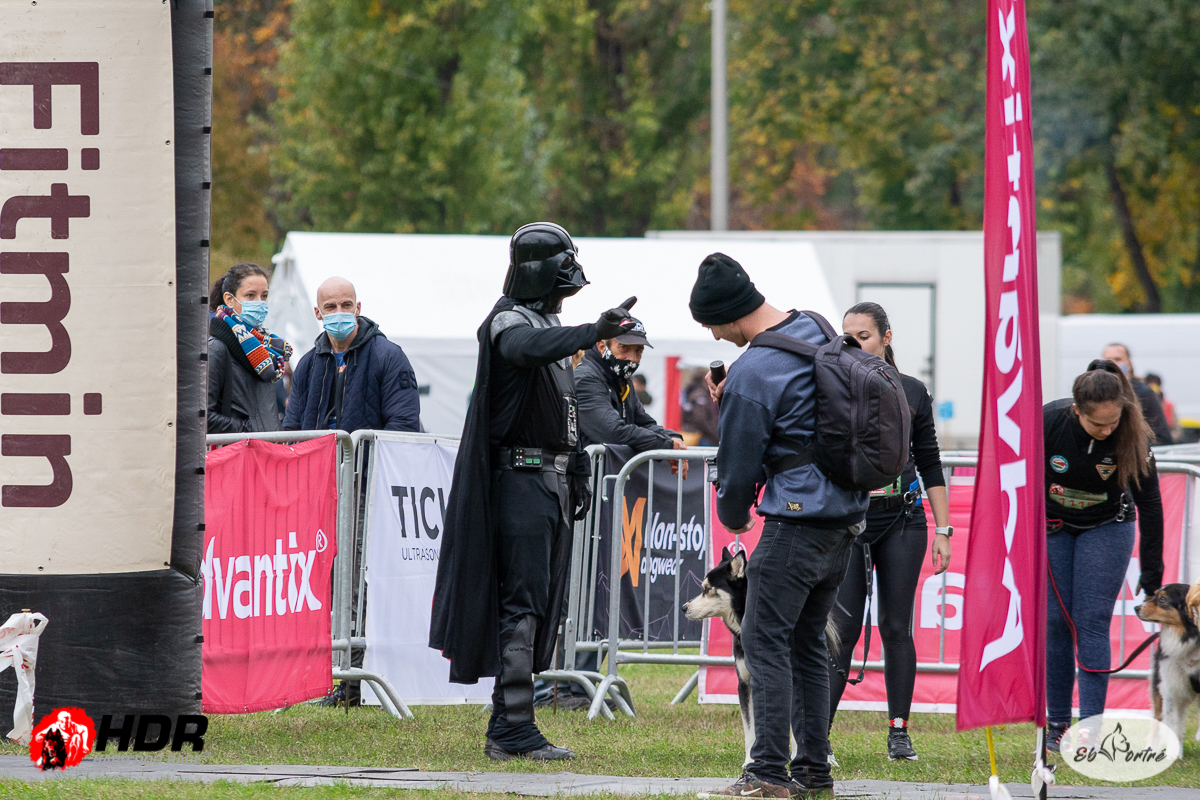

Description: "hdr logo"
93 714 208 754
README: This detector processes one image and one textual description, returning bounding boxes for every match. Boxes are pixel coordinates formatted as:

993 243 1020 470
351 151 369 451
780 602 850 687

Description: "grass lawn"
2 661 1198 797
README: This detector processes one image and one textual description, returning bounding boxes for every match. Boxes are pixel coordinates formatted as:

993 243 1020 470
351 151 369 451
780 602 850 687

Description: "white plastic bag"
0 612 49 745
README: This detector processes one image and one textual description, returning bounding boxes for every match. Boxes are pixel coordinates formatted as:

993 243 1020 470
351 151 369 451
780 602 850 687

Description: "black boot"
497 615 537 724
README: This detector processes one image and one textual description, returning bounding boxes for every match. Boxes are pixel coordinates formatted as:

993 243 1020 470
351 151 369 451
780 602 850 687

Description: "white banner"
0 0 177 574
363 435 494 705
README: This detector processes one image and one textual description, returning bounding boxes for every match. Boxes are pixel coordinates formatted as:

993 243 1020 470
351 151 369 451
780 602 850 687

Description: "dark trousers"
828 509 926 722
742 519 855 787
486 468 572 753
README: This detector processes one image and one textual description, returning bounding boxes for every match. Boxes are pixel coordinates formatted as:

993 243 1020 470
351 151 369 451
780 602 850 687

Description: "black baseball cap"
614 316 653 348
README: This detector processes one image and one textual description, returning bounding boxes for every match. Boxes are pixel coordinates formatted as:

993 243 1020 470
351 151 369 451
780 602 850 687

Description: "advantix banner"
0 0 210 726
591 446 708 644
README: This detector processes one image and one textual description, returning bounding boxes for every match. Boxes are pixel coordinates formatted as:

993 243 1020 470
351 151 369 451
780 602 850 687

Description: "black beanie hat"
689 253 765 325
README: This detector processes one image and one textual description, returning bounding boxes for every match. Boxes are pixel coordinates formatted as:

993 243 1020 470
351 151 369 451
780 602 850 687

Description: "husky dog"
683 546 839 767
1135 583 1200 742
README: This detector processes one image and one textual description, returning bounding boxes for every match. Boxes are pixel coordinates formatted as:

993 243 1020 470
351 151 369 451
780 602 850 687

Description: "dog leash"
833 501 913 685
1047 561 1159 674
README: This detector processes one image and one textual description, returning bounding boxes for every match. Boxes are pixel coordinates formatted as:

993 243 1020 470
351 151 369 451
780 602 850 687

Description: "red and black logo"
29 707 95 770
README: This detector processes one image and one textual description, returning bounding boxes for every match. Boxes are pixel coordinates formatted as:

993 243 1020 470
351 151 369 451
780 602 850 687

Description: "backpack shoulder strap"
800 309 839 340
749 330 819 357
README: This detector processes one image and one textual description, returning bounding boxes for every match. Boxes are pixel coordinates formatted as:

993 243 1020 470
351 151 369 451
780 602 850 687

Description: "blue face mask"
237 300 269 328
322 312 357 341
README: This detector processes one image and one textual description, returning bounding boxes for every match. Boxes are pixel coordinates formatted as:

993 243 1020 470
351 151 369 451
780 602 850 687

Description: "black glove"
571 451 594 521
1138 574 1162 597
595 296 638 339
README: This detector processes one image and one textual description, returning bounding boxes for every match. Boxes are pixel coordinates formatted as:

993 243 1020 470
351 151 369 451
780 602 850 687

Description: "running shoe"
887 728 918 761
788 780 835 799
1045 722 1068 754
698 771 790 798
483 738 573 761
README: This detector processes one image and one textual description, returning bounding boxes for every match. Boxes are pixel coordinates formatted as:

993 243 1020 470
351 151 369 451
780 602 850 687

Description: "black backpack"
749 311 911 492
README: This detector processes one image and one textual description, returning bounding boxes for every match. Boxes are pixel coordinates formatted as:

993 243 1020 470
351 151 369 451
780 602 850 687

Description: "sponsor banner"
592 445 708 644
701 474 1186 712
201 437 338 714
957 0 1045 731
0 0 177 574
362 436 493 704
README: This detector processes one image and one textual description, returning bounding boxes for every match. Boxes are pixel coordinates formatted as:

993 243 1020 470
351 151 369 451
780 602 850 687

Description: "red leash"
1047 561 1159 674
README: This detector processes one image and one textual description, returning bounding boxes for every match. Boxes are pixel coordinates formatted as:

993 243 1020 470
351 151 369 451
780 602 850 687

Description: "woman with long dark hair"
207 262 292 433
1043 360 1163 751
826 302 952 762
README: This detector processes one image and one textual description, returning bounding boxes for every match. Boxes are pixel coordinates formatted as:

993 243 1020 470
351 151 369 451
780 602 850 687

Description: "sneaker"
312 680 360 708
887 728 918 761
788 779 835 799
484 738 574 761
1045 722 1068 754
698 771 790 798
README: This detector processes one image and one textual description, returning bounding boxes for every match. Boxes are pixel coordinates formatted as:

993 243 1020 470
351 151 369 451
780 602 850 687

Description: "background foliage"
211 0 1200 312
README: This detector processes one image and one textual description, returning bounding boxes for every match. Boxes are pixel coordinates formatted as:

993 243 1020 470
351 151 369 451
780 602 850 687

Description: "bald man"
283 276 420 433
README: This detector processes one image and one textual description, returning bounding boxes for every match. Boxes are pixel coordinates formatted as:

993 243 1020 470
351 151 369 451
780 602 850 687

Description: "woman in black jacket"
827 302 952 763
207 263 292 433
1043 360 1163 751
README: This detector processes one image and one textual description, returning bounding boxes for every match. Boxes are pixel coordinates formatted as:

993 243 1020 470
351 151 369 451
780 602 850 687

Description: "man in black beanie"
691 253 867 799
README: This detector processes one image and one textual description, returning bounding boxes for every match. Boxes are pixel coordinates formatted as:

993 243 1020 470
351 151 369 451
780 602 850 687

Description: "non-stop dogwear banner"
956 0 1045 732
201 437 338 713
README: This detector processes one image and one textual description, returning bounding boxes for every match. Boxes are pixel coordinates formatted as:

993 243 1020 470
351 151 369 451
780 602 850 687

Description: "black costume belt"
492 447 572 474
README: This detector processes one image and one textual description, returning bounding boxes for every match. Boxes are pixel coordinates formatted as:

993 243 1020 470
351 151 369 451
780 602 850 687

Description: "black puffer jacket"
575 347 680 452
207 317 283 433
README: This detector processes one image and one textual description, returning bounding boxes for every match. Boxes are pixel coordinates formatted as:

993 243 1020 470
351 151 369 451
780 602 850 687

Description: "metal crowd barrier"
205 430 412 719
576 449 1200 719
583 447 721 719
202 431 1200 722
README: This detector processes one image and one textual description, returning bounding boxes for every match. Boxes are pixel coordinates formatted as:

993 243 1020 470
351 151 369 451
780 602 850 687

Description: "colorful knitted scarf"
215 306 292 382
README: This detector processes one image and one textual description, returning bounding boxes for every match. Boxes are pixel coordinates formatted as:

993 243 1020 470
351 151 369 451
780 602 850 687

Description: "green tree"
270 0 539 234
211 0 290 283
519 0 710 236
725 0 986 231
1032 0 1200 312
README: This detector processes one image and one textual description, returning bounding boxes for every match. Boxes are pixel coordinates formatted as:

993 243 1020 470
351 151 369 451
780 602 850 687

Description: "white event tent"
266 232 839 437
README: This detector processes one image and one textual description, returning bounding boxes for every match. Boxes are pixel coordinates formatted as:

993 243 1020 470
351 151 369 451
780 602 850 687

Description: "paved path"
1 756 1196 798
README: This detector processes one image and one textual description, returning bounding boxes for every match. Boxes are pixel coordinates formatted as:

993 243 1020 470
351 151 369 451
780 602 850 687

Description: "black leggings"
827 508 927 723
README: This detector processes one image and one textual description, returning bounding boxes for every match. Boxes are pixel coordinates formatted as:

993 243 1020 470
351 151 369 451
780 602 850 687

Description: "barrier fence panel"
589 447 720 720
200 431 1200 721
700 453 1200 715
203 430 410 719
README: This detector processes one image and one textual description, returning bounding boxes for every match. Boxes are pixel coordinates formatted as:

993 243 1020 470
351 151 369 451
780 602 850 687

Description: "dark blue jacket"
283 315 420 433
716 311 868 530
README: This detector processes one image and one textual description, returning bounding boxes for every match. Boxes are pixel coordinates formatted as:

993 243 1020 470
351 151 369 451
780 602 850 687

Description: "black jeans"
742 519 856 787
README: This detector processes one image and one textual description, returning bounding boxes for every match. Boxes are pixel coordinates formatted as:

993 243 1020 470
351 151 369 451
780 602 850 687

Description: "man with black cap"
429 221 636 761
575 316 687 461
690 253 868 799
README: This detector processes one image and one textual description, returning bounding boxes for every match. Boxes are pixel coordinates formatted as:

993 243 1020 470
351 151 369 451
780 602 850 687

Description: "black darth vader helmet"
504 222 588 302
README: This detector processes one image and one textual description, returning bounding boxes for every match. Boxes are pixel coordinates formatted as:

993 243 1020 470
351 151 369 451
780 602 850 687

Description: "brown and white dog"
1135 583 1200 742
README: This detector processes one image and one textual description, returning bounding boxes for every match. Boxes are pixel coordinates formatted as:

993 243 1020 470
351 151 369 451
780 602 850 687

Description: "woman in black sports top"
1043 359 1163 752
826 302 951 764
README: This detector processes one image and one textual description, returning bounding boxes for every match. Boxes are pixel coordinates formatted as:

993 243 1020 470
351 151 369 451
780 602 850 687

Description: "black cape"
428 297 569 684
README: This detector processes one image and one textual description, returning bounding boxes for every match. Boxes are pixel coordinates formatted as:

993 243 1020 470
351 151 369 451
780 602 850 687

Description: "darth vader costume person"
430 222 636 761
